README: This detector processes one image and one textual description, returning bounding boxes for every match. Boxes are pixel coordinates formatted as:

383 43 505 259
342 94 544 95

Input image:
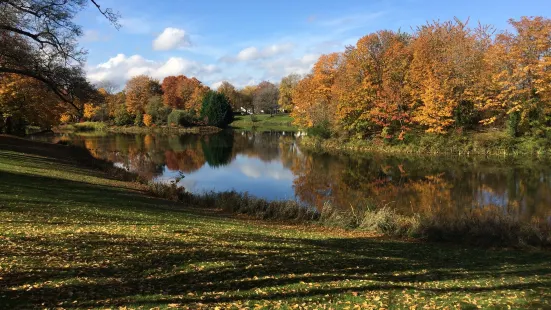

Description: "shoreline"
1 134 551 308
298 131 551 158
3 134 549 248
55 123 223 135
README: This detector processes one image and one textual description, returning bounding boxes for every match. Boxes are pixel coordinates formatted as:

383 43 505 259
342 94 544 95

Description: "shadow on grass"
1 227 550 308
1 136 551 308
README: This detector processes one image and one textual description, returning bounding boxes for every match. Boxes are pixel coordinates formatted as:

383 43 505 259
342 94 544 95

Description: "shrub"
134 112 143 127
179 191 319 222
200 91 234 128
114 106 133 126
167 110 197 127
307 120 331 139
59 114 72 124
145 95 171 125
72 122 107 132
147 180 185 201
359 206 420 237
143 114 153 127
507 111 520 137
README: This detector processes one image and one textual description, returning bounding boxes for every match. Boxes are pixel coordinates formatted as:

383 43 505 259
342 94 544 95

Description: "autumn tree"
409 19 488 133
335 31 412 139
126 75 158 114
161 75 184 108
0 74 64 133
239 85 256 113
485 17 551 136
0 0 119 112
217 81 239 110
161 75 208 114
253 81 279 115
291 53 341 129
278 74 301 112
188 84 209 114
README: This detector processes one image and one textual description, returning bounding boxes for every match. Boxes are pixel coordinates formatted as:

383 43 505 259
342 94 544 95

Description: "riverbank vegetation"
300 129 551 156
289 17 551 154
1 135 550 308
157 189 551 249
231 114 297 131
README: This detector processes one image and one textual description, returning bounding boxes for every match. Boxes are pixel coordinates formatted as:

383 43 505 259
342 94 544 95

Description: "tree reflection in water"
61 131 551 225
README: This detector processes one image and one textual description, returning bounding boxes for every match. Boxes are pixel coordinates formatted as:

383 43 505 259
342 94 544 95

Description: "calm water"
48 131 551 223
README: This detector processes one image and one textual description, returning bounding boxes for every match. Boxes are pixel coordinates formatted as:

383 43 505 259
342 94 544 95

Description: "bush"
147 181 185 201
143 114 153 127
181 191 319 221
72 122 107 132
167 110 197 127
134 112 143 127
320 202 551 248
114 106 133 126
145 96 171 125
507 111 520 137
307 120 331 139
200 91 234 128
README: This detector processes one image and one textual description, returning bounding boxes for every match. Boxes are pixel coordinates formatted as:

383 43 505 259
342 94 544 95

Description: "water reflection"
56 131 551 224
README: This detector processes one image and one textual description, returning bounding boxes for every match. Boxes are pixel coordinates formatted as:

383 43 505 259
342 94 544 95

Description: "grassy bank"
1 136 551 309
300 130 551 157
149 189 550 248
57 122 222 134
231 114 298 131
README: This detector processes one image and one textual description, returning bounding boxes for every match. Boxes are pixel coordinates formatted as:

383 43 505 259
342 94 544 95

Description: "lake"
46 131 551 224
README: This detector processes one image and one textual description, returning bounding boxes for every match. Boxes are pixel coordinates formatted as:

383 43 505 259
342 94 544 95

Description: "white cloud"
223 43 294 62
211 81 224 90
239 162 294 180
250 53 319 82
237 47 260 61
86 54 218 88
153 27 191 51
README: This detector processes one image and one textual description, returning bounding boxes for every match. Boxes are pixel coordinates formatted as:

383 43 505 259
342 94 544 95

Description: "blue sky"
78 0 551 89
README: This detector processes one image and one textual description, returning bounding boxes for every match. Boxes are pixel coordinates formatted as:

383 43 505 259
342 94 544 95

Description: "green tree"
200 91 234 128
145 95 171 125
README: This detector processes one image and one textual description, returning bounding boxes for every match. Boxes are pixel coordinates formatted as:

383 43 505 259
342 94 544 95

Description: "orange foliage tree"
161 75 209 114
290 17 551 139
335 31 412 139
126 75 156 114
0 74 65 131
409 19 488 133
485 17 551 136
291 53 342 128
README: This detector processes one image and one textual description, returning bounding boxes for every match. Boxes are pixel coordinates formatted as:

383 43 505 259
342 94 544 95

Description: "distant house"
240 107 253 115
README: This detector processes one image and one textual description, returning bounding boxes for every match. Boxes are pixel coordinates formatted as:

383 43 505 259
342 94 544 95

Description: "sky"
77 0 551 90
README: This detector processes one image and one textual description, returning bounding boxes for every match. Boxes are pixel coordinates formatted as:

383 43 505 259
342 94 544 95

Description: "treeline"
73 75 290 128
289 17 551 140
68 75 235 129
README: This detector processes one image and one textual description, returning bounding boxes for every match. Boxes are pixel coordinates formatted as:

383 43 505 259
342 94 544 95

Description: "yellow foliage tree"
83 103 100 120
291 53 341 128
484 17 551 135
143 114 153 127
409 19 488 133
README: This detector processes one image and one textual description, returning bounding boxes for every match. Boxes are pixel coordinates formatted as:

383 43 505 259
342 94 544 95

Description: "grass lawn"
0 135 550 309
231 114 298 132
